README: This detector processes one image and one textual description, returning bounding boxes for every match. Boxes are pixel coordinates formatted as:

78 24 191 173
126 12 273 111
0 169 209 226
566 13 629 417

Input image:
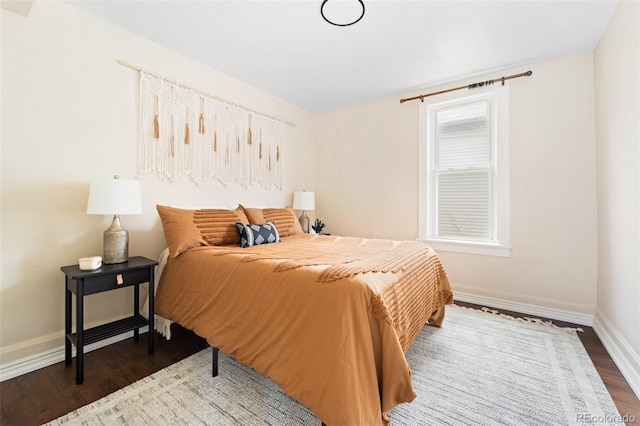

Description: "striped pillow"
240 206 303 237
157 205 249 257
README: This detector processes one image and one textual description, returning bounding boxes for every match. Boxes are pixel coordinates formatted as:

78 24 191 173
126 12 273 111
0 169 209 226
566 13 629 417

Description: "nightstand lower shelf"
66 314 148 347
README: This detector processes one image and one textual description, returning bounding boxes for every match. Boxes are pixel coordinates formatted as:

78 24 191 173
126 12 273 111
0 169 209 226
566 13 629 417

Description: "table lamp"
87 175 142 264
293 190 315 233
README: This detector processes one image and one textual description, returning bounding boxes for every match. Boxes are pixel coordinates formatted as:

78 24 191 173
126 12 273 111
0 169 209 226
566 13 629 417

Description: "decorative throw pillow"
157 205 249 257
235 222 280 248
240 205 303 237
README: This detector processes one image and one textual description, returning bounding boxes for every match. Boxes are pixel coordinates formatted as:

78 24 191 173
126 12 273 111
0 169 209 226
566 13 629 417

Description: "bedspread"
155 234 453 426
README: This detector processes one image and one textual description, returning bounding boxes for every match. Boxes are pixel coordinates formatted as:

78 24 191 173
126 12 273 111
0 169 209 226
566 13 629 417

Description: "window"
418 87 510 257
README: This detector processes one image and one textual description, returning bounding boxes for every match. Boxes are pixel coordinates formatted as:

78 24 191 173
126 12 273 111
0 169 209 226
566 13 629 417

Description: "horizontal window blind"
437 170 490 238
434 100 492 241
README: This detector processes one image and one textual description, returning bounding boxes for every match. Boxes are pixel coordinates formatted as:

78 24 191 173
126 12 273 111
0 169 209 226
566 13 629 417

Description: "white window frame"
418 86 510 257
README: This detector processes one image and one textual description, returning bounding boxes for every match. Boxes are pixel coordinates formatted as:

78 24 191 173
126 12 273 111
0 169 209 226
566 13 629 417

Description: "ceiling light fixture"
321 0 365 27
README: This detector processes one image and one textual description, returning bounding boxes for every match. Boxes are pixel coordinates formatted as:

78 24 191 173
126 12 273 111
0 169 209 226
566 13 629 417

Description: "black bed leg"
211 346 219 377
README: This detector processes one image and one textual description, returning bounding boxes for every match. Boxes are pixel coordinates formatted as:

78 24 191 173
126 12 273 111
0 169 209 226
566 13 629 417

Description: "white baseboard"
0 327 148 382
453 291 594 326
593 308 640 399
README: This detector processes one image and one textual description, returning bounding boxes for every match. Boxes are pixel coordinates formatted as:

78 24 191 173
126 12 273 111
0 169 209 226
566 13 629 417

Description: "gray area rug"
47 305 623 425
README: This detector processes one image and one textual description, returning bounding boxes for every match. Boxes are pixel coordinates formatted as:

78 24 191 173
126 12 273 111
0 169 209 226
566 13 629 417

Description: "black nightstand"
61 256 159 384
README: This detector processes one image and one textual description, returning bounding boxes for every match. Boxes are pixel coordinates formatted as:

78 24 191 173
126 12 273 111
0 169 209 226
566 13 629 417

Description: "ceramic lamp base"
103 215 129 264
298 211 310 234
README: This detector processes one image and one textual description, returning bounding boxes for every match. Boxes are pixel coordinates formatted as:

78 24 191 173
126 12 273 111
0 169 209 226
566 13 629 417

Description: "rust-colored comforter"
155 234 453 426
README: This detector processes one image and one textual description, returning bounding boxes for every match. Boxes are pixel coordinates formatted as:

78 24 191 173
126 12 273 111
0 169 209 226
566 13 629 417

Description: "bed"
153 205 453 426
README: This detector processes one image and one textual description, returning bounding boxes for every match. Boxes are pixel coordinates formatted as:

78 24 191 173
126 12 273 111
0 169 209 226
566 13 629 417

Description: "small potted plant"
312 218 326 234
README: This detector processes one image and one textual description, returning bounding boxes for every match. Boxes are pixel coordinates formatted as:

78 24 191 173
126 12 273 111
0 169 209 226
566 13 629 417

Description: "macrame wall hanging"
137 70 287 189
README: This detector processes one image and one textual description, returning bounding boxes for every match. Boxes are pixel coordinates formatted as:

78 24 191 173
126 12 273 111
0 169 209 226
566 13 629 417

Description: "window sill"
418 238 511 257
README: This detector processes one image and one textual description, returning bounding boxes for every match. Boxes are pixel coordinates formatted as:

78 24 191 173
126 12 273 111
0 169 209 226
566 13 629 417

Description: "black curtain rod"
399 70 533 104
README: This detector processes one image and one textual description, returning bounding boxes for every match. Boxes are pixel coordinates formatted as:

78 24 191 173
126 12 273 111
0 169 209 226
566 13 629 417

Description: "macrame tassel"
268 154 272 171
153 115 160 139
248 114 252 145
153 96 160 139
276 146 280 161
236 136 240 152
198 98 205 134
184 106 190 145
259 142 262 159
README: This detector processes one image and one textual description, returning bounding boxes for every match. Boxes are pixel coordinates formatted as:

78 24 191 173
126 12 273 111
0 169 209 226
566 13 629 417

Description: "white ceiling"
66 0 618 113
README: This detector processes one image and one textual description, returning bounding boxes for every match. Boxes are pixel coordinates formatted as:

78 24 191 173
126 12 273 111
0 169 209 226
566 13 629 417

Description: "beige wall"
316 53 599 316
594 0 640 391
0 1 315 363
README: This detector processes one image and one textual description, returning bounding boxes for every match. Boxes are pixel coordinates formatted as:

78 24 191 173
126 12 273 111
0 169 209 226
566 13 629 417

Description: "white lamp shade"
293 191 315 211
87 177 142 215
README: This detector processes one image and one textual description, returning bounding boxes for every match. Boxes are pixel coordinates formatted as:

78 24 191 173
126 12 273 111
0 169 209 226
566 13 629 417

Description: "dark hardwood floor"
0 325 209 426
1 302 638 425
